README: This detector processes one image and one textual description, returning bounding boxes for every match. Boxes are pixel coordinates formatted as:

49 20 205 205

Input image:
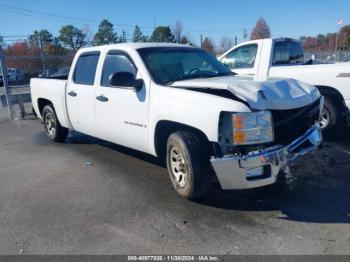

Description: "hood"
170 76 320 110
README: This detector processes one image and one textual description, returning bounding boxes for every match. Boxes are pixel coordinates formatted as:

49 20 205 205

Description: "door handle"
68 91 77 97
96 95 109 102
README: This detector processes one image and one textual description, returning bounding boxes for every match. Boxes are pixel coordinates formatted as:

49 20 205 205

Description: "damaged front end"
211 97 323 190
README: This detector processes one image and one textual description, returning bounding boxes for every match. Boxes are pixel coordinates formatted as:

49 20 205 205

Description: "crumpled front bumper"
210 124 322 190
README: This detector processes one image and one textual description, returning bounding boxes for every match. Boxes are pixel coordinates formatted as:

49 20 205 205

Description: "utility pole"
200 34 203 48
122 30 127 43
122 30 126 43
0 46 14 120
38 33 45 73
335 18 344 61
243 29 248 41
234 36 237 46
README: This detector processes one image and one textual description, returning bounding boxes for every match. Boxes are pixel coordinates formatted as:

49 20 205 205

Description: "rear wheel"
166 131 211 199
42 105 68 142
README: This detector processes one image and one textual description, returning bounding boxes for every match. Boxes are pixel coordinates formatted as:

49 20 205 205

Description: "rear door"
66 51 100 136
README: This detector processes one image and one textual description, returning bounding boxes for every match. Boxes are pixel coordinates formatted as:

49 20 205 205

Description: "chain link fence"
0 50 74 120
304 51 350 63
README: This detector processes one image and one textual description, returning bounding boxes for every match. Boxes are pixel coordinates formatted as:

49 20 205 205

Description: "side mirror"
109 72 143 92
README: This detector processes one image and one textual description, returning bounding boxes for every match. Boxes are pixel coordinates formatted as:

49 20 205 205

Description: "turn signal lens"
233 130 246 144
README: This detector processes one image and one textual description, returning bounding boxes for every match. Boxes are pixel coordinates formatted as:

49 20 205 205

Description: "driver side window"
101 52 136 86
222 44 258 69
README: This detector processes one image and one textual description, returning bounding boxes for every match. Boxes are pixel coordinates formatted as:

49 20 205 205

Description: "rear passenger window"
73 52 100 85
272 42 304 65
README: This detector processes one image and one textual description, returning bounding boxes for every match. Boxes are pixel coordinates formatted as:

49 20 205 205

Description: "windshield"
138 47 232 85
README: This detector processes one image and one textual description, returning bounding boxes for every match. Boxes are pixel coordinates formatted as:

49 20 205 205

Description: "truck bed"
30 78 71 128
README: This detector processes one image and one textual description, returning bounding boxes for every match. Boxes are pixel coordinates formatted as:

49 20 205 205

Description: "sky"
0 0 349 46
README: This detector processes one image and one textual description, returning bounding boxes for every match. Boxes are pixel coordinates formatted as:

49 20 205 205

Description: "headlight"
232 111 273 145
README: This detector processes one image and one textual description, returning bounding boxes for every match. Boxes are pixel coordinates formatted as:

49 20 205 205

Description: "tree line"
300 25 350 52
0 19 192 54
0 19 195 73
0 17 272 60
0 17 274 59
2 16 348 67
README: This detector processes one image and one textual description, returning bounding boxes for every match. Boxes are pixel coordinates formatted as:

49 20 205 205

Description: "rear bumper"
210 124 322 190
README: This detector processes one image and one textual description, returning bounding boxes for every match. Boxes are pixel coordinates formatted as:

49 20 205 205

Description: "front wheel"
42 105 68 142
166 131 211 199
319 97 341 135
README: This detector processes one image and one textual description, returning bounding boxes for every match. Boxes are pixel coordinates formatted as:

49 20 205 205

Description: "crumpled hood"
170 76 320 110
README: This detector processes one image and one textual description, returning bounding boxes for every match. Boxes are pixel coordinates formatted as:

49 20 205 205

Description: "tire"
42 105 68 142
166 131 211 199
319 96 340 135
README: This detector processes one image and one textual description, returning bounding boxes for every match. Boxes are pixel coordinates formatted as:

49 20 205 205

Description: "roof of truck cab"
78 43 194 52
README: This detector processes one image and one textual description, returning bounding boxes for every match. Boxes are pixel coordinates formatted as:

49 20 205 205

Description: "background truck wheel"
319 96 341 135
42 105 68 142
166 131 211 199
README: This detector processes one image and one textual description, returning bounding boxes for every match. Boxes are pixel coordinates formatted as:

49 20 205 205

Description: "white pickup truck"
31 43 322 199
219 38 350 134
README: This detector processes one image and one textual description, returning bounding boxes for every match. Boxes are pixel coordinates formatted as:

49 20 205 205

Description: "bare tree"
172 20 184 43
250 17 271 40
202 37 215 54
219 35 234 52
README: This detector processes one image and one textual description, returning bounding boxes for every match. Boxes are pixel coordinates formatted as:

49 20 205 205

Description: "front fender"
148 84 251 155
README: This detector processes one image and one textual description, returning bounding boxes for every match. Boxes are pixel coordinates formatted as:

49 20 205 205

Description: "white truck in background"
219 38 350 134
31 43 322 199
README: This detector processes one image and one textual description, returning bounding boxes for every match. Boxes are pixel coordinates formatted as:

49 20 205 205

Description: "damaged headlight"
232 111 273 145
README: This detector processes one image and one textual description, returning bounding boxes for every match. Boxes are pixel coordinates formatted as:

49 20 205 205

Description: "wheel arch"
154 120 216 161
316 85 350 127
37 98 54 117
315 85 347 110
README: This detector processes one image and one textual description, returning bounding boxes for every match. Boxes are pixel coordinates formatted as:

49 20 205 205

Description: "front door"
95 51 149 153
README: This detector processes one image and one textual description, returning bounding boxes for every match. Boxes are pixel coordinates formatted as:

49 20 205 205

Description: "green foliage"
93 19 119 46
132 26 147 42
28 30 53 49
58 25 86 51
149 26 175 43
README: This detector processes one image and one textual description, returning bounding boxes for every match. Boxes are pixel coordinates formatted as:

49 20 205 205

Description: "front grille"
271 98 321 145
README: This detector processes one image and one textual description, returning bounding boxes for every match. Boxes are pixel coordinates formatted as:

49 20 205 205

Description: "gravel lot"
0 108 350 255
